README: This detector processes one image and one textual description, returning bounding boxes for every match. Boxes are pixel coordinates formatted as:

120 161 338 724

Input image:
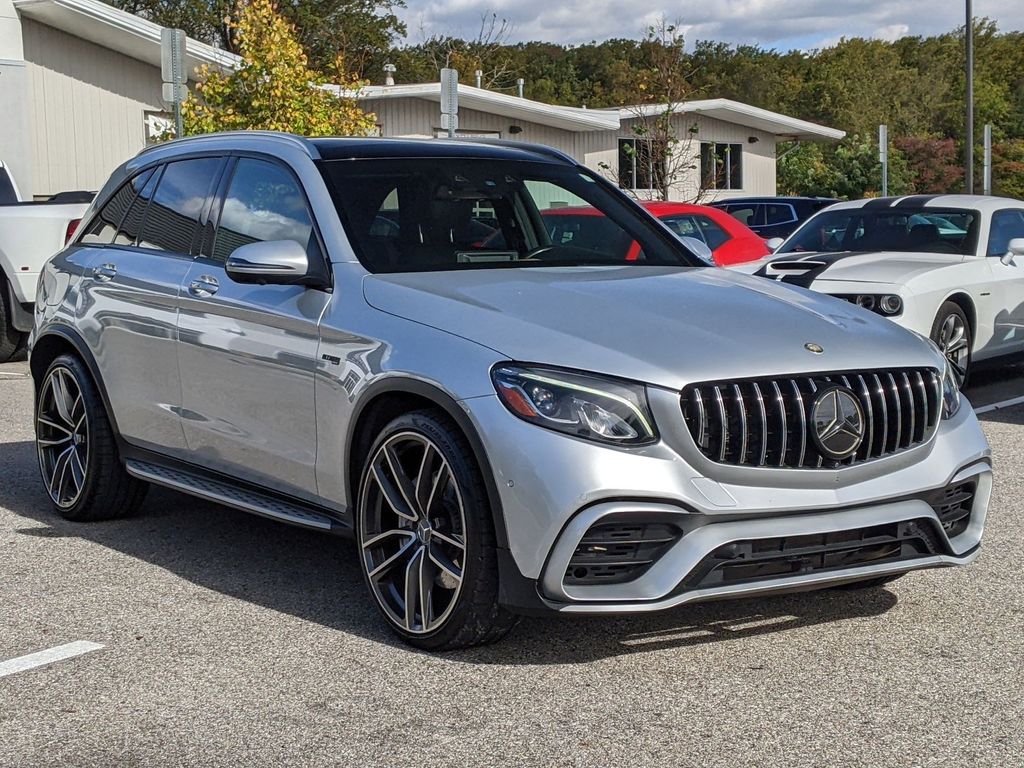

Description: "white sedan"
736 195 1024 386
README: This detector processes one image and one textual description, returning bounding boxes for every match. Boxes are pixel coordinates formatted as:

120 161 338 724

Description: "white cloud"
400 0 1023 48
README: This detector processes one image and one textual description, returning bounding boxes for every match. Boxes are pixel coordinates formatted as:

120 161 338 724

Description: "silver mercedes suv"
30 132 991 649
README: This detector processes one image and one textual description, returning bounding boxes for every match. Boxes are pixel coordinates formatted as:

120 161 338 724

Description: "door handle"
92 263 117 282
188 275 220 297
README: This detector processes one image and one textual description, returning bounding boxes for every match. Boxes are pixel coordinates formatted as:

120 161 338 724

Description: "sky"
399 0 1024 50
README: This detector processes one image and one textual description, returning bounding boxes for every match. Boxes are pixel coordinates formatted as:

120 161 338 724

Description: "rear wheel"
35 354 148 521
930 301 971 388
356 410 517 650
0 279 24 363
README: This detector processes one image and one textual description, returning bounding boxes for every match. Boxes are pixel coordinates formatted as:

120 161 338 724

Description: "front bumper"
466 387 991 614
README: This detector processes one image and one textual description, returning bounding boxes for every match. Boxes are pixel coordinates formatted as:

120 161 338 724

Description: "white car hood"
736 250 965 287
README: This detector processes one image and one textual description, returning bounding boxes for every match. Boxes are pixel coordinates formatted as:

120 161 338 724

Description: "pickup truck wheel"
0 281 24 363
36 354 148 521
356 410 518 650
930 301 971 389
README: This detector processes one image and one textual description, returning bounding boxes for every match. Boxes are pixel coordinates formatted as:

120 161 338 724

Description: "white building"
1 0 843 201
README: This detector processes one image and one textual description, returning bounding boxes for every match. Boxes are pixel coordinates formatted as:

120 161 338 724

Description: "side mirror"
677 235 716 266
226 240 316 286
1002 238 1024 266
765 237 785 252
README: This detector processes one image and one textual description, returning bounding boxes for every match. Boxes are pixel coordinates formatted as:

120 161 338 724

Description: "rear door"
76 156 225 454
176 156 330 501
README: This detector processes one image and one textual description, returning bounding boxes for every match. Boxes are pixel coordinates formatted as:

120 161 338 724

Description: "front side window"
213 158 318 261
781 207 980 255
987 210 1024 257
701 143 743 190
723 204 762 227
138 157 223 254
319 158 699 273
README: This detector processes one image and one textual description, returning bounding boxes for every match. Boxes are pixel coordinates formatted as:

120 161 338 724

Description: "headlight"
492 365 658 445
941 357 961 419
878 294 903 315
844 294 903 316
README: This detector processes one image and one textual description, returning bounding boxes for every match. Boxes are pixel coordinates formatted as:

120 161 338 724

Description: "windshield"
318 158 700 272
781 207 980 256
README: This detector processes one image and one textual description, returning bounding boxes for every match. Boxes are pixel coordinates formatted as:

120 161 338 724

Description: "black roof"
710 196 840 204
311 137 573 164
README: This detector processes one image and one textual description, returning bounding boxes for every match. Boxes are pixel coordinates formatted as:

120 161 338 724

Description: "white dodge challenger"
737 195 1024 386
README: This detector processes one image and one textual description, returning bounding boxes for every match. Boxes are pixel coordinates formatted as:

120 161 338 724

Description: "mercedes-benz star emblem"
804 342 824 354
810 386 865 461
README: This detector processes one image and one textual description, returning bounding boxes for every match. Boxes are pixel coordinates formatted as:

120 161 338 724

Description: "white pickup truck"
0 161 91 361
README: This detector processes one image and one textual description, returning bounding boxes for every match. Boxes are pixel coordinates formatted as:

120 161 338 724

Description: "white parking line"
0 641 104 679
974 394 1024 415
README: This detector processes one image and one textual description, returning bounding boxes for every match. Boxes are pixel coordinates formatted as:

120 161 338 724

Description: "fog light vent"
565 522 682 585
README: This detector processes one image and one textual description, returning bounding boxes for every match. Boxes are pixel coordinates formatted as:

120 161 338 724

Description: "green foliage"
110 0 405 77
182 0 376 137
778 136 910 198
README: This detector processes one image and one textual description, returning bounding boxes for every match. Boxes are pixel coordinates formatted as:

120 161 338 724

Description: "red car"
541 201 770 266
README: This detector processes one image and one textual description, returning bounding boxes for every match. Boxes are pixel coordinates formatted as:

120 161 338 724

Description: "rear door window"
212 158 318 262
138 157 223 255
725 204 764 227
765 203 796 226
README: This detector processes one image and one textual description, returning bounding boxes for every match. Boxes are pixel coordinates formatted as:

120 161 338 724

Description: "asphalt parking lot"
1 358 1023 767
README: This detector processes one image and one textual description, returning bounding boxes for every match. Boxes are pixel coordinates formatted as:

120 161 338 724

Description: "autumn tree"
182 0 376 137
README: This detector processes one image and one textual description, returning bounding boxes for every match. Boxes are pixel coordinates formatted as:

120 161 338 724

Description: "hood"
737 250 965 287
362 266 940 390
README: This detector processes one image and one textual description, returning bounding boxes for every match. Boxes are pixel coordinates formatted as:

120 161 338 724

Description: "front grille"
680 368 942 469
925 480 976 537
565 522 682 585
683 519 943 590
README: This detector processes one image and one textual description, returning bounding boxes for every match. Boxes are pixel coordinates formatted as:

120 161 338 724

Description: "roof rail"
137 130 320 159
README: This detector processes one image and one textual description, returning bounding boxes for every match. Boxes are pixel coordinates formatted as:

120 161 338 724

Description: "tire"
930 301 971 389
0 277 25 363
830 574 903 591
356 409 518 650
35 354 148 521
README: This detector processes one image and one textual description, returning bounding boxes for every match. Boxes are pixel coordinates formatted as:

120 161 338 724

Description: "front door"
176 157 330 500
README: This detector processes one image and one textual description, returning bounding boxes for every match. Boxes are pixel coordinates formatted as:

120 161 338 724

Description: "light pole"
965 0 974 193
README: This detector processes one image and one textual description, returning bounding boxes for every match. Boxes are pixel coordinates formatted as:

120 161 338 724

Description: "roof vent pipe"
475 69 483 89
383 63 396 86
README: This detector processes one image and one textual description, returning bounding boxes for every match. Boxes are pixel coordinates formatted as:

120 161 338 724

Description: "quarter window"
138 158 223 254
213 158 318 262
115 169 160 245
80 168 155 245
987 210 1024 257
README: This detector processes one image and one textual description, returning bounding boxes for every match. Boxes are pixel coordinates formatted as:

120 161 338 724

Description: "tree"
894 137 963 194
418 14 515 90
182 0 376 137
111 0 405 78
618 19 703 201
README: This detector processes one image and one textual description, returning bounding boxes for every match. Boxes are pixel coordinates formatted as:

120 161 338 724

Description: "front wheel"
930 301 971 389
36 354 148 520
356 410 517 650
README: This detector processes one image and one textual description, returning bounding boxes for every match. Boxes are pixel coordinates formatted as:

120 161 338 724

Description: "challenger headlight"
492 365 657 445
847 294 903 316
941 357 962 419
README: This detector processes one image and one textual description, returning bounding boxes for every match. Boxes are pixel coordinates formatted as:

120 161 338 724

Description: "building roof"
351 83 622 133
622 98 846 142
13 0 241 74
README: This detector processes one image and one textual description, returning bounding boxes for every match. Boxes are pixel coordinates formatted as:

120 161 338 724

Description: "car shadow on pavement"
976 405 1024 426
0 439 898 664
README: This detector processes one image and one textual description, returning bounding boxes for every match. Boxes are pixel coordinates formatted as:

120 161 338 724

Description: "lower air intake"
565 522 682 586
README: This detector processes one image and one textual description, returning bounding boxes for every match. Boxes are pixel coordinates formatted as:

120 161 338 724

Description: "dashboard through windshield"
319 158 700 272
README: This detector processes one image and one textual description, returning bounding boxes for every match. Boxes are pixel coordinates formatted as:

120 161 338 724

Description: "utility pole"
965 0 974 193
879 124 889 197
160 28 187 139
983 124 993 195
440 68 458 139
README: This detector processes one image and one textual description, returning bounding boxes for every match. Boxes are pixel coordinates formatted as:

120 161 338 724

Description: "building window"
700 142 743 190
618 138 665 191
